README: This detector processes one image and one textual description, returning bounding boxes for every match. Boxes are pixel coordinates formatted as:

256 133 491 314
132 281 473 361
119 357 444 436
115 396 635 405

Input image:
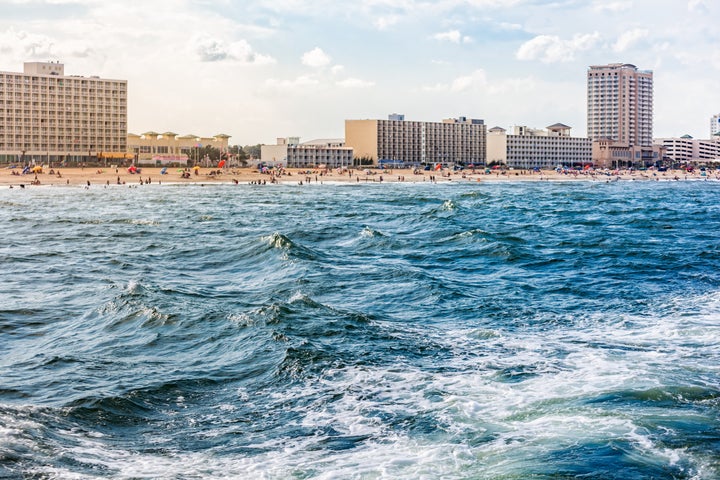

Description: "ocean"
1 180 719 479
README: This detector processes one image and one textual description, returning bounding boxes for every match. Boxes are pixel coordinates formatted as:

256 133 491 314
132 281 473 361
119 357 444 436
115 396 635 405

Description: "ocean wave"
2 182 720 478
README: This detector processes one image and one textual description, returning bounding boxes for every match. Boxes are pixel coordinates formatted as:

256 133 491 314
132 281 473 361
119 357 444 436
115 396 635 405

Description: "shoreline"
0 166 716 188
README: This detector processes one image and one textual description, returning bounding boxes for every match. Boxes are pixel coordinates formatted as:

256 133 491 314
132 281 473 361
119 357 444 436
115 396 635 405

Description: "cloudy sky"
1 0 718 145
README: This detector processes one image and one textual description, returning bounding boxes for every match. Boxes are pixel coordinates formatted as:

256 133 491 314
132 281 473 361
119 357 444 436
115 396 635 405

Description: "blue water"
1 180 720 479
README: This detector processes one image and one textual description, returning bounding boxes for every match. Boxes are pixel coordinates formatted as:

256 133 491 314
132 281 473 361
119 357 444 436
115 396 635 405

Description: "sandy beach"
0 165 715 188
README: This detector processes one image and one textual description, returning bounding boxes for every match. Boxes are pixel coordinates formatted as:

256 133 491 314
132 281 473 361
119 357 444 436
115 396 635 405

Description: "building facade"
261 137 353 168
587 63 653 147
653 135 720 164
0 61 128 164
592 139 664 169
711 114 720 137
487 123 591 168
127 131 230 166
345 114 486 166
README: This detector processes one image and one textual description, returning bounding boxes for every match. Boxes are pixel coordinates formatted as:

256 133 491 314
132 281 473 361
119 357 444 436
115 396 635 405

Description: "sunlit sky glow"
1 0 718 144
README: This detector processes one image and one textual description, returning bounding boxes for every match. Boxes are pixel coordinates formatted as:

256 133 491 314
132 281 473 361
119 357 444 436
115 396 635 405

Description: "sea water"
1 180 719 479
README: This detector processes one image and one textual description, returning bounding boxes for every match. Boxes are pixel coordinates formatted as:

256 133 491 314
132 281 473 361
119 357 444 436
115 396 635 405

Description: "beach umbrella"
218 160 226 168
193 165 200 170
160 167 167 174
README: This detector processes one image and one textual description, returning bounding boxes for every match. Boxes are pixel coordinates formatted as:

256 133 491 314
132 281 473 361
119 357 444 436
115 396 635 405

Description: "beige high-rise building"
587 63 653 146
345 114 486 167
0 61 128 165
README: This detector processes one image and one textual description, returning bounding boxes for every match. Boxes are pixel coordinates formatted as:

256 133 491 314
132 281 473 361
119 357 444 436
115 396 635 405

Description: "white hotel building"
711 114 720 137
487 124 592 168
653 135 720 164
0 61 128 164
261 137 353 168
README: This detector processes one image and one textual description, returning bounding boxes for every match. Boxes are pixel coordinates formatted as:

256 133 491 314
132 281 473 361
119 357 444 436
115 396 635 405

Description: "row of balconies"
0 110 127 116
0 135 127 142
0 84 126 93
2 120 126 126
0 96 126 105
1 96 124 103
0 131 126 137
378 132 483 138
0 145 126 151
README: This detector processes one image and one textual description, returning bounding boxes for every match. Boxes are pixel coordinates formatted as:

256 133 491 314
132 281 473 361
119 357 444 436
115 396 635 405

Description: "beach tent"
160 167 167 175
32 166 43 173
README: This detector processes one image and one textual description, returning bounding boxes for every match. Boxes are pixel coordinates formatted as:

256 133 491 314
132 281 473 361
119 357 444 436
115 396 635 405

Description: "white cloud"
263 75 321 91
193 35 275 64
0 27 57 59
612 28 648 52
0 27 99 63
423 69 487 93
432 30 473 44
498 22 523 31
592 1 632 13
301 47 331 67
331 65 345 75
336 77 375 88
688 0 708 12
516 32 600 63
374 16 399 30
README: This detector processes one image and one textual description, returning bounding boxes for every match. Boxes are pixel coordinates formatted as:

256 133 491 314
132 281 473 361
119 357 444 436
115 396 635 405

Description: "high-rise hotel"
587 63 653 146
0 61 127 164
587 63 663 168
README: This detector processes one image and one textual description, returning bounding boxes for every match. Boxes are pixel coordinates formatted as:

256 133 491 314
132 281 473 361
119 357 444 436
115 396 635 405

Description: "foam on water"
1 182 720 478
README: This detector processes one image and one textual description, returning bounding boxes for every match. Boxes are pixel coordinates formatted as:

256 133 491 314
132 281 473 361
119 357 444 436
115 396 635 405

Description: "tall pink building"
587 63 653 147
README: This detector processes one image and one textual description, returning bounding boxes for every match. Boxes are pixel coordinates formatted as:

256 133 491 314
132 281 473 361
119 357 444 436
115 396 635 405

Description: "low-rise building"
261 137 353 168
653 135 720 164
487 124 591 169
592 139 664 169
127 131 230 166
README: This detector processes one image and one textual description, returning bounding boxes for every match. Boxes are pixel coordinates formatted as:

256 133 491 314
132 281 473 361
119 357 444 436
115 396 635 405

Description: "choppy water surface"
1 180 720 479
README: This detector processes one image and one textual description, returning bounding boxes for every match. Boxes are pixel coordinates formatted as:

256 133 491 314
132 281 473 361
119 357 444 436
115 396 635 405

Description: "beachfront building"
345 114 486 167
587 63 656 168
653 135 720 164
0 61 128 165
592 139 664 169
260 137 353 168
486 124 591 169
587 63 653 146
127 131 231 167
711 114 720 137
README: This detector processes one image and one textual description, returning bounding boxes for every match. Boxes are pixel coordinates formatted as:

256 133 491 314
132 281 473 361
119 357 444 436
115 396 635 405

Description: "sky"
1 0 718 145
